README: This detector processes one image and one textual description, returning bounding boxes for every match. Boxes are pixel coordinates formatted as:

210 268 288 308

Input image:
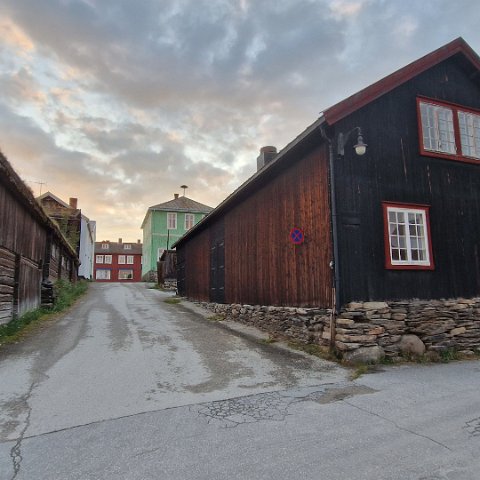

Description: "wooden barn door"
210 220 225 303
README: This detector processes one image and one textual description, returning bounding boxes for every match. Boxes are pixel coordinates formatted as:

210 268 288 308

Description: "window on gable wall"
418 97 480 161
96 255 104 264
185 213 194 230
167 212 177 230
383 203 434 270
104 255 112 264
127 255 134 264
118 255 126 264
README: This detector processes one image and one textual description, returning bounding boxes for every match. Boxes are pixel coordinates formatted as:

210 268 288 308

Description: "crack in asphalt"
464 417 480 437
9 382 35 480
195 384 376 428
341 399 453 451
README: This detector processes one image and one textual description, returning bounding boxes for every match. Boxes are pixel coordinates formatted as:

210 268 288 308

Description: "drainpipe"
320 126 340 350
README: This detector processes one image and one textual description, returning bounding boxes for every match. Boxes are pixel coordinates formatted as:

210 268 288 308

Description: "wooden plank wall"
18 257 42 316
183 229 211 301
0 247 15 324
224 144 333 307
334 57 480 303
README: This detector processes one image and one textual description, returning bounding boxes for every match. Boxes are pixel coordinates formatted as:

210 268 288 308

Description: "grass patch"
287 341 339 361
260 336 277 344
350 364 371 380
0 279 88 346
164 297 181 305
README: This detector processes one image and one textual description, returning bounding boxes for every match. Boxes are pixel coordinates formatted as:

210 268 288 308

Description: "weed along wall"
201 297 480 362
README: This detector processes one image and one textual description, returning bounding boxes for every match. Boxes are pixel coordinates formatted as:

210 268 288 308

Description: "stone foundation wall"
201 297 480 362
201 303 332 346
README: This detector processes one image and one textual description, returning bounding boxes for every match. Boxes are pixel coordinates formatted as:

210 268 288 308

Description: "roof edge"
324 37 480 125
172 115 325 248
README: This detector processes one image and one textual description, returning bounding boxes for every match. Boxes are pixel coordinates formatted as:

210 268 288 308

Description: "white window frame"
167 212 177 230
104 255 112 264
124 244 132 250
118 255 126 264
101 243 109 249
118 269 133 280
126 255 134 264
418 97 480 162
95 269 111 280
458 110 480 159
185 213 195 230
96 255 104 264
383 203 434 270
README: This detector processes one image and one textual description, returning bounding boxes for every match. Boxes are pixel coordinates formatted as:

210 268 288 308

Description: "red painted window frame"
382 201 435 271
417 96 480 164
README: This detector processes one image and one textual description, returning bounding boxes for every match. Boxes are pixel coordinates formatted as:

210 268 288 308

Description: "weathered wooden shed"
0 152 79 324
174 38 480 313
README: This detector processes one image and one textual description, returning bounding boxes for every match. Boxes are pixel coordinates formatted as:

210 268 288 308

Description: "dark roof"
37 191 71 208
95 241 142 255
148 196 213 213
173 37 480 248
141 195 213 228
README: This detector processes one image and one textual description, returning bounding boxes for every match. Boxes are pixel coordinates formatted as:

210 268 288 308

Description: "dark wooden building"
0 152 79 324
174 38 480 313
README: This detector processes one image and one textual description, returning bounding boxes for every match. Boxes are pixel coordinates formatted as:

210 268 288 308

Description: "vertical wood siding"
182 229 211 301
224 144 332 307
0 247 15 325
1 168 78 323
334 57 480 303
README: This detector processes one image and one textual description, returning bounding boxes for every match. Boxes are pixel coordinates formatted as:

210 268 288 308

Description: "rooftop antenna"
32 181 47 196
180 185 188 196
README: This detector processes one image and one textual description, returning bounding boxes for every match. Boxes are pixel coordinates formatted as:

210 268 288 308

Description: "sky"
1 0 479 242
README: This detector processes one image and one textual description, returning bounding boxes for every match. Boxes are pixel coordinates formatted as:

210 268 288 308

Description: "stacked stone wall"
200 297 480 361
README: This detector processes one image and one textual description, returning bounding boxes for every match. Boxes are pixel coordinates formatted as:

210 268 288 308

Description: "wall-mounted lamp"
337 127 367 156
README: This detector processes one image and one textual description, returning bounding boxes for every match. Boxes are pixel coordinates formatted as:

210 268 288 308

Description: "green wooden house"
141 193 213 280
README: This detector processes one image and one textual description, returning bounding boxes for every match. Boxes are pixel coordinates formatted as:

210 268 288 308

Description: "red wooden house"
94 239 142 282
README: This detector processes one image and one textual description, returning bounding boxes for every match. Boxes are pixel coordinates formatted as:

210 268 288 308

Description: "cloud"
0 0 479 241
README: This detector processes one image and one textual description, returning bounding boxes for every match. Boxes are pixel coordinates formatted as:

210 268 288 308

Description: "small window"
124 244 132 250
458 111 480 159
96 255 104 264
104 255 112 264
101 243 109 249
418 97 480 163
167 212 177 230
383 203 434 270
185 213 195 230
126 255 134 264
96 269 111 280
118 269 133 280
118 255 126 264
419 101 456 155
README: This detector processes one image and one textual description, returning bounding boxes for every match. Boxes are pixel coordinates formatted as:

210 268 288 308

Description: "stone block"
363 302 389 310
343 346 385 365
398 335 426 356
450 327 467 336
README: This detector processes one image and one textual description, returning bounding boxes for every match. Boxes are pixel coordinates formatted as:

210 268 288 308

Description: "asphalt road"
0 283 479 479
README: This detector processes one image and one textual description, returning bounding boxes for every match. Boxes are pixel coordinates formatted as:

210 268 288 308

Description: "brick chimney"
137 239 141 244
174 193 179 199
257 146 277 171
118 238 122 243
69 197 78 209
